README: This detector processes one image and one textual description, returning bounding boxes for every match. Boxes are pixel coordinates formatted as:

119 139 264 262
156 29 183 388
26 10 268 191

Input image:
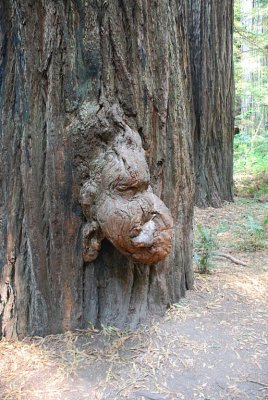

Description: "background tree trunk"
0 0 194 339
188 0 234 207
239 0 268 136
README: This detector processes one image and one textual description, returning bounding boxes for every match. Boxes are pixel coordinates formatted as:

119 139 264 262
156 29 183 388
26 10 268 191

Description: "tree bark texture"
188 0 234 207
0 0 194 338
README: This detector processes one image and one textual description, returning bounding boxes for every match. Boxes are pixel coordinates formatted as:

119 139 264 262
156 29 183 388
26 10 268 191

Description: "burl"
80 121 174 265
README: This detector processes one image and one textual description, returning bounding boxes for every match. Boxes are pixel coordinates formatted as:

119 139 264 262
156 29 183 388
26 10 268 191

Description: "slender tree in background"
188 0 234 207
234 0 268 136
0 0 195 338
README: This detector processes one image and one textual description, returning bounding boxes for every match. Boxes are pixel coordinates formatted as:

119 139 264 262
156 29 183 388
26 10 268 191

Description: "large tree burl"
79 106 174 265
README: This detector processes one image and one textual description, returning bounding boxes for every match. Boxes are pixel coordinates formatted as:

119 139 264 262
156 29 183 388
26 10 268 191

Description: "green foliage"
234 214 268 251
234 0 268 135
194 225 217 274
234 132 268 174
101 325 130 337
234 128 268 198
234 0 268 198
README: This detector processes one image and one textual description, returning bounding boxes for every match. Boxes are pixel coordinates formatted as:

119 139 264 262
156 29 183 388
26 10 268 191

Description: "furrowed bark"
188 0 234 207
0 0 194 338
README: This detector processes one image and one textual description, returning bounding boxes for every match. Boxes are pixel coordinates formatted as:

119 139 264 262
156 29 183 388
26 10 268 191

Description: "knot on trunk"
77 104 174 265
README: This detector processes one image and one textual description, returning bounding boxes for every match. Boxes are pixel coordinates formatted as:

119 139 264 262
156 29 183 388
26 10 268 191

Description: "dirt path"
0 199 267 400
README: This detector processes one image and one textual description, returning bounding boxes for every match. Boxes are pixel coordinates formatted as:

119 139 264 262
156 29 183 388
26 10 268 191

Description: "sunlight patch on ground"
221 271 268 303
0 339 69 399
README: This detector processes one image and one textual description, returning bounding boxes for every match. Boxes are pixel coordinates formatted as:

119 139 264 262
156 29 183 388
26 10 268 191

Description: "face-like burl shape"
80 124 174 265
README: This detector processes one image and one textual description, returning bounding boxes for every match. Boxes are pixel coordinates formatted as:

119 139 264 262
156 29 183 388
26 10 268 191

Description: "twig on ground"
247 379 268 388
133 391 167 400
216 252 248 266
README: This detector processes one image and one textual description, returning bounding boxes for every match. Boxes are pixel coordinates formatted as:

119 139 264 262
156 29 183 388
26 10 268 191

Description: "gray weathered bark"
0 0 194 338
188 0 234 207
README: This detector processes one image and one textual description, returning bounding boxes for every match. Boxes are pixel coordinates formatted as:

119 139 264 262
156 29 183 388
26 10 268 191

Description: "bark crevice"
0 0 195 338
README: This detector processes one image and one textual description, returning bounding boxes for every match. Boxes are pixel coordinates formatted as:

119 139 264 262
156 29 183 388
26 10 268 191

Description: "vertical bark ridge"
0 0 194 338
188 0 234 208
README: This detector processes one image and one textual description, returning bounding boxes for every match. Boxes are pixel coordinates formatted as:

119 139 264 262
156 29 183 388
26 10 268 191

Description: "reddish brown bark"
0 0 194 338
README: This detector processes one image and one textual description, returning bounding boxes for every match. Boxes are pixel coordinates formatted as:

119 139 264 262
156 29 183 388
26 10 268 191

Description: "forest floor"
0 197 268 400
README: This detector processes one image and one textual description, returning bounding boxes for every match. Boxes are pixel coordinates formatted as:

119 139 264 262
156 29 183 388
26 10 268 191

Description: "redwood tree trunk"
0 0 194 338
188 0 234 207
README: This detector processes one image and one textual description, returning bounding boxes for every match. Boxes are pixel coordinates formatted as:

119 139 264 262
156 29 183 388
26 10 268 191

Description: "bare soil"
0 198 267 400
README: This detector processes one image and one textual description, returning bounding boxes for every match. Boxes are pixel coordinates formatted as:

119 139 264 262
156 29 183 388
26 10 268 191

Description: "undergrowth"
234 131 268 198
194 224 217 274
194 210 268 273
234 213 268 251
